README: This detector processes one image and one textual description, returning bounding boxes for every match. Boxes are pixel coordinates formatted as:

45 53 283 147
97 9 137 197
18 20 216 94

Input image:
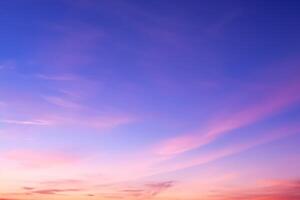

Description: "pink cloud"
0 119 53 126
3 150 80 169
154 80 300 156
23 187 35 190
40 179 85 188
30 188 82 195
207 179 300 200
146 122 300 176
36 113 135 130
118 181 175 199
0 199 20 200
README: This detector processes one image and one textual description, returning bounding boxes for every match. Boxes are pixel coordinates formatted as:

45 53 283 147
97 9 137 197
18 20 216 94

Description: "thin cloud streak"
36 74 79 81
126 122 300 180
43 96 83 109
0 119 53 126
2 150 80 169
29 188 82 195
155 80 300 157
207 179 300 200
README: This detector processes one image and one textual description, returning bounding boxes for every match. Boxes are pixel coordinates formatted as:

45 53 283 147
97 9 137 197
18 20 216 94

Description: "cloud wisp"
2 150 80 169
207 179 300 200
154 79 300 157
0 119 53 126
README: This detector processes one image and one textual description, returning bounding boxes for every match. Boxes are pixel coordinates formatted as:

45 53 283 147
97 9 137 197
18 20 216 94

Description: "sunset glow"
1 1 300 200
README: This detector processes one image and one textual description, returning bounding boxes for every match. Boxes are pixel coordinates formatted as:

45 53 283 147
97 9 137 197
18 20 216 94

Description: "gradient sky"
1 0 300 200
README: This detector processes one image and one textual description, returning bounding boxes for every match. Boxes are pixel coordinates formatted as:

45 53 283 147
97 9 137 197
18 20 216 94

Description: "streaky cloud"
208 179 300 200
2 150 80 169
155 78 300 157
0 119 53 126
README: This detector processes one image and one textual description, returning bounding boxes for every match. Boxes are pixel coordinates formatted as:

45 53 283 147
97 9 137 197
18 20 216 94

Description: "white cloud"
0 119 53 126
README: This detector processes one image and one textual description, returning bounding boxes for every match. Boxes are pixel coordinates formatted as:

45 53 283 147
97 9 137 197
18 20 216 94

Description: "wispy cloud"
40 179 85 187
0 101 7 107
2 150 80 169
35 113 135 130
151 123 300 175
43 96 82 109
36 74 79 81
28 188 82 195
154 80 300 157
0 60 16 70
0 119 53 126
0 199 20 200
22 187 35 190
118 180 175 199
84 115 135 130
208 179 300 200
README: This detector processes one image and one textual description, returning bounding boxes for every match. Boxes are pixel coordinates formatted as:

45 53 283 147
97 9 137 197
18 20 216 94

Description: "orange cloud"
117 181 175 199
0 199 20 200
29 188 82 195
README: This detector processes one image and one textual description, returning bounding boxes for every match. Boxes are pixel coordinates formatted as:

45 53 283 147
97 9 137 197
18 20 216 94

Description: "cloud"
40 179 84 187
0 60 16 70
0 101 6 106
84 115 135 130
14 188 83 196
145 181 175 196
3 150 80 169
0 199 20 200
18 179 91 197
120 181 175 199
23 187 35 190
16 180 173 199
0 119 53 126
0 199 19 200
30 113 135 130
37 179 87 190
43 96 82 109
154 80 300 157
208 179 300 200
36 74 79 81
139 122 300 178
29 188 82 195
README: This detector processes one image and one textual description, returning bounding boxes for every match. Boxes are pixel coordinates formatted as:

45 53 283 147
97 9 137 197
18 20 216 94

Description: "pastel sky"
1 0 300 200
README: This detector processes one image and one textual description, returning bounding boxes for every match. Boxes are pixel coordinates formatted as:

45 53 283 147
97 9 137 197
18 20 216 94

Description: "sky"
0 0 300 200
